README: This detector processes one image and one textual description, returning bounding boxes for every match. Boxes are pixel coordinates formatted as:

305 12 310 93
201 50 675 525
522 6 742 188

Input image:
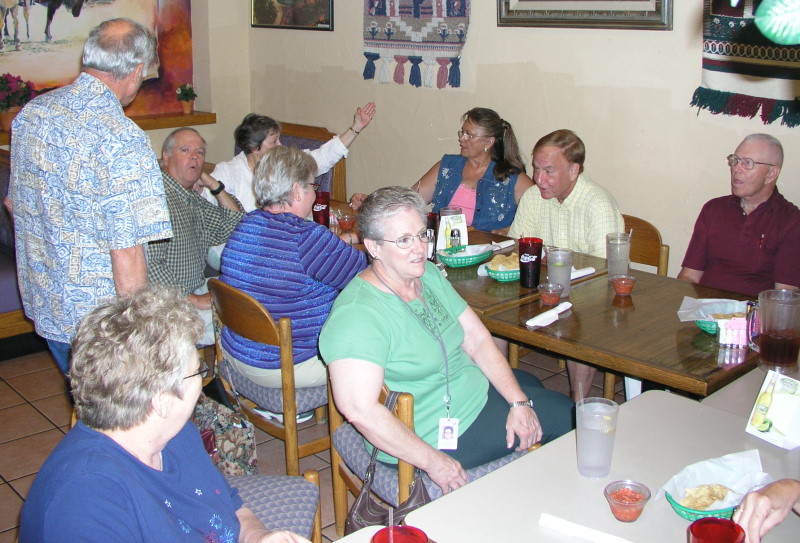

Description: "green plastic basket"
437 246 492 268
665 491 736 521
486 266 520 282
696 320 719 335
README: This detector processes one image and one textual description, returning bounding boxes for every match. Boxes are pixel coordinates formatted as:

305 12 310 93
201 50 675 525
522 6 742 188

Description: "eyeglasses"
184 366 210 380
381 229 435 249
726 154 775 170
310 183 320 191
457 130 490 141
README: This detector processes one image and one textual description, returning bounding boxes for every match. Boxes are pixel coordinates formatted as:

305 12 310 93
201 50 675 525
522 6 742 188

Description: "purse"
345 390 432 535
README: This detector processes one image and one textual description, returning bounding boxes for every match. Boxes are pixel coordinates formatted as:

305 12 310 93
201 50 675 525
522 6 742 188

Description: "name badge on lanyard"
438 417 459 450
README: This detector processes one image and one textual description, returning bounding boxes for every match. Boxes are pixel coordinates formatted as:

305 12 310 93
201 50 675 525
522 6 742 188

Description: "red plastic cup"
688 518 745 543
519 237 543 289
371 525 428 543
312 191 330 227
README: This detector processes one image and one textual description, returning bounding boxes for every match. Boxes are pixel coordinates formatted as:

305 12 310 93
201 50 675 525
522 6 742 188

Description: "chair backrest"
280 122 347 203
622 214 669 276
207 278 286 345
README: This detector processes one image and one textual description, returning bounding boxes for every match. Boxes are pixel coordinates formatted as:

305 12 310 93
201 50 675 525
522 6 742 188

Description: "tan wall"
176 0 800 277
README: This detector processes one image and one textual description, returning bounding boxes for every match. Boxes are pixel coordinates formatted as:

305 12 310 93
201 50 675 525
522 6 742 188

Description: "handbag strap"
362 390 401 482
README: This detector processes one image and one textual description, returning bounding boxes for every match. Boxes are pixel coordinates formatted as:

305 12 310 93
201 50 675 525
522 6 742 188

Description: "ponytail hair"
462 107 526 181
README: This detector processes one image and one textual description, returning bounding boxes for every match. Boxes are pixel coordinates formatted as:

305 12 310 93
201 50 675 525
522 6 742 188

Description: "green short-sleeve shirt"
319 262 489 462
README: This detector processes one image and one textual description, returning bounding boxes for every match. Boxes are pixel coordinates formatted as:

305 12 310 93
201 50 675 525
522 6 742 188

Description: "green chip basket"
486 266 520 282
437 246 493 268
696 320 719 335
665 491 736 521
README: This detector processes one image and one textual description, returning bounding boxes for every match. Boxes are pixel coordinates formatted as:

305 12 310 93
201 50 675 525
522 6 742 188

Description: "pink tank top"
448 184 477 226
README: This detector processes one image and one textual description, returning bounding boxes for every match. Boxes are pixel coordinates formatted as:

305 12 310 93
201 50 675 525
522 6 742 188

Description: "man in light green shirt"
508 129 624 401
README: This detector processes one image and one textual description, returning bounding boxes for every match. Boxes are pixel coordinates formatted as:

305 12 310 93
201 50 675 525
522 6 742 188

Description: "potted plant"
176 83 197 114
0 73 35 132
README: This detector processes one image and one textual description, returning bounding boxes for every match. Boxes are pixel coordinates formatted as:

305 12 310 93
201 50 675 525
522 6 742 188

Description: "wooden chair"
623 214 669 276
207 278 330 477
280 122 347 202
328 382 534 536
71 410 323 543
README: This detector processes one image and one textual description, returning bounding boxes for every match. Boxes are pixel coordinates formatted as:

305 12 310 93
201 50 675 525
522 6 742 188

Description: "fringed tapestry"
691 0 800 127
363 0 470 89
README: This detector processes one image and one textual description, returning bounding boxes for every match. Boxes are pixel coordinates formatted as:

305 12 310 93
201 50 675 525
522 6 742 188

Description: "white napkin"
571 266 595 280
539 513 634 543
526 302 572 328
657 450 771 508
491 239 515 250
676 297 749 323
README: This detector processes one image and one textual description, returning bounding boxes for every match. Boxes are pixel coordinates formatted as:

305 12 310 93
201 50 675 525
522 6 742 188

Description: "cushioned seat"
226 473 320 540
333 421 526 504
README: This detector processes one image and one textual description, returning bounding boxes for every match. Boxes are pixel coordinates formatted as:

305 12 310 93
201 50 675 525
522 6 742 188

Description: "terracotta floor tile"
0 351 57 379
256 438 329 477
0 428 63 480
517 361 558 382
0 483 23 533
0 403 54 444
539 373 571 398
32 393 74 428
6 368 68 402
9 473 37 500
0 382 24 410
0 528 19 543
322 523 342 542
519 349 566 373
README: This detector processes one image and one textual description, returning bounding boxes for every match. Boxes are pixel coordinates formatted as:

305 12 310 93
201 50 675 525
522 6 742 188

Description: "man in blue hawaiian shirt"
8 18 172 373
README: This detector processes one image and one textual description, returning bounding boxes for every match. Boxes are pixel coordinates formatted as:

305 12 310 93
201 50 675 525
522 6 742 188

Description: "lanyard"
373 267 453 418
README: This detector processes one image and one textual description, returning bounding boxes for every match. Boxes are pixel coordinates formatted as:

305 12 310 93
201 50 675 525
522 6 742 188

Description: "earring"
484 147 488 153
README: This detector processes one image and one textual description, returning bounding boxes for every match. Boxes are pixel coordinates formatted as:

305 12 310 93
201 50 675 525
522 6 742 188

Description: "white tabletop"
702 368 767 418
406 391 800 542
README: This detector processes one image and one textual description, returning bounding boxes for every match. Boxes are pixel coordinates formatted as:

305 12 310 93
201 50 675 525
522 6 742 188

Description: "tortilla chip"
488 252 519 271
680 484 732 510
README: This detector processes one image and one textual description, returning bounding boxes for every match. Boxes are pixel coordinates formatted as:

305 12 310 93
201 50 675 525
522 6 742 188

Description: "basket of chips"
486 266 519 282
665 488 736 522
483 252 520 282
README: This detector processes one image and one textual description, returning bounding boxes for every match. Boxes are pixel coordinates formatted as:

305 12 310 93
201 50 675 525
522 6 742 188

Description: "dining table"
481 268 758 397
442 230 607 316
405 390 800 542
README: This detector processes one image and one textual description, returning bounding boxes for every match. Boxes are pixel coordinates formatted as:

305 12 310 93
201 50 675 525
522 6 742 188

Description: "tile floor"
0 346 624 542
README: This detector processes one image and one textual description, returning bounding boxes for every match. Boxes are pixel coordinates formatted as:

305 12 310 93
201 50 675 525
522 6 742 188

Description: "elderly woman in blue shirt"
220 146 367 389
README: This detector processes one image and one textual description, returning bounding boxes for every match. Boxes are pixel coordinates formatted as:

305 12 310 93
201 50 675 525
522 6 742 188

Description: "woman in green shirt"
320 187 573 495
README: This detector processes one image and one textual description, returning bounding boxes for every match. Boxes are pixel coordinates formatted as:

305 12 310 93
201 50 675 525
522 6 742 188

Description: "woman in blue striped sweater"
220 146 367 389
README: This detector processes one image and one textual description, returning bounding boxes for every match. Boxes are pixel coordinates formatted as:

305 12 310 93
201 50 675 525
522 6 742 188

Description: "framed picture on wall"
252 0 334 30
497 0 672 30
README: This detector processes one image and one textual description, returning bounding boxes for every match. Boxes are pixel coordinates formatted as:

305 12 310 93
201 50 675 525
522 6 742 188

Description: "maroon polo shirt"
682 190 800 297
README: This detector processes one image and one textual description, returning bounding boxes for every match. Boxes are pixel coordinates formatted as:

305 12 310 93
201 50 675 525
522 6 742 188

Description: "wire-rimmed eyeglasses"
381 229 435 249
185 366 210 380
457 129 490 141
726 154 775 170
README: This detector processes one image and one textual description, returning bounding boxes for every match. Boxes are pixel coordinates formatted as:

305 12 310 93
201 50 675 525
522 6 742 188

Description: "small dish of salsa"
604 480 651 522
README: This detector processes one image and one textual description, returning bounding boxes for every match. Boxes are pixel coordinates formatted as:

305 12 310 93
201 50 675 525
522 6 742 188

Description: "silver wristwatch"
509 399 534 408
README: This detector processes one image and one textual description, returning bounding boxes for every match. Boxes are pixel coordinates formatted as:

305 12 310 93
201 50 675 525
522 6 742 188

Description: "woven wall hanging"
363 0 470 88
691 0 800 127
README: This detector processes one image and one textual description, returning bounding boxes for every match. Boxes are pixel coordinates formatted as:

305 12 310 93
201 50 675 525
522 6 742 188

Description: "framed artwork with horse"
0 0 194 116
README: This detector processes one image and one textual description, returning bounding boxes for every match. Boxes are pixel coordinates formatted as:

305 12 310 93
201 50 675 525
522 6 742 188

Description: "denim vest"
430 154 519 231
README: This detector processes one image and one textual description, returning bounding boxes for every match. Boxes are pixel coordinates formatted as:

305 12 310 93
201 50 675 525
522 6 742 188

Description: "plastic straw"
578 382 585 403
628 228 633 239
389 508 394 543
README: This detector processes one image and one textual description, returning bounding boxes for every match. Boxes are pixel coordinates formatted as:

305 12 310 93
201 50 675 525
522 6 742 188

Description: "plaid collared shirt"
508 174 624 258
147 172 243 294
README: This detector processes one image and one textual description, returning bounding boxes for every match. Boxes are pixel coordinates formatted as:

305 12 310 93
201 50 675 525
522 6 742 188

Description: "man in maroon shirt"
678 134 800 297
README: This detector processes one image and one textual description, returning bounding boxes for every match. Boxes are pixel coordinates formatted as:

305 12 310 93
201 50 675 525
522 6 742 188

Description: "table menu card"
745 370 800 450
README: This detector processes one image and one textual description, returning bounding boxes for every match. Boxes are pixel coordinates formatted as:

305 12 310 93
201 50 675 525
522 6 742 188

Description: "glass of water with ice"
576 397 619 478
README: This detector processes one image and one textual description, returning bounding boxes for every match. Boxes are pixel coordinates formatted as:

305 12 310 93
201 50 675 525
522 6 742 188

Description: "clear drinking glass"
547 248 573 297
576 397 618 478
606 232 631 276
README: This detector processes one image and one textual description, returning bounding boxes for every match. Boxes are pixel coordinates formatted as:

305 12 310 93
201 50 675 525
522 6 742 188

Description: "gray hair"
69 288 203 431
359 186 426 242
254 146 316 208
162 127 207 156
82 18 158 80
741 134 784 167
